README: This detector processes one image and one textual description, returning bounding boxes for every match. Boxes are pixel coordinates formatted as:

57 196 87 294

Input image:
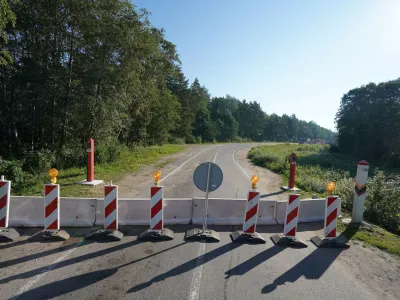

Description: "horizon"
133 0 400 131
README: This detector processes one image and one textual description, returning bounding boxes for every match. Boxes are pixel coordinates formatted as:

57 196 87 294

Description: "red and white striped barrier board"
104 185 118 230
243 190 260 233
324 196 339 239
150 186 164 231
283 194 300 237
44 184 60 231
0 179 11 229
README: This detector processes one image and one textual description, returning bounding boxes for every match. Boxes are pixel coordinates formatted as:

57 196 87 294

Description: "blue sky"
133 1 400 130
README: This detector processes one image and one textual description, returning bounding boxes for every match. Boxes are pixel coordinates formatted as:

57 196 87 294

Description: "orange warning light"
327 181 336 195
153 170 161 185
48 168 58 184
251 175 259 189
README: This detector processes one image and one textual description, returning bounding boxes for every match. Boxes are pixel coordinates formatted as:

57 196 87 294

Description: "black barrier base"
230 230 266 244
0 228 20 242
185 228 220 242
138 228 174 242
311 235 350 248
85 229 123 242
270 234 307 248
29 230 70 242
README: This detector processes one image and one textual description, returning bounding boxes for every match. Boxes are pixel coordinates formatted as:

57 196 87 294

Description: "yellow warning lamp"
48 168 58 184
153 170 161 186
327 181 336 195
251 175 259 189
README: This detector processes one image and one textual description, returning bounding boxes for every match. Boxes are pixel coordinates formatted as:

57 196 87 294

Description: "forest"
336 79 400 167
0 0 334 162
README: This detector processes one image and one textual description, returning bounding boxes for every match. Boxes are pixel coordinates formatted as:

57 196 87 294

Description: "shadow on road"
128 242 242 293
262 228 354 294
13 268 118 300
225 245 285 278
0 240 187 285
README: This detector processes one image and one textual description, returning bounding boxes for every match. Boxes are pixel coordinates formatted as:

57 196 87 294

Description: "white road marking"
213 147 222 163
232 150 250 179
160 147 210 183
11 240 84 299
188 242 206 300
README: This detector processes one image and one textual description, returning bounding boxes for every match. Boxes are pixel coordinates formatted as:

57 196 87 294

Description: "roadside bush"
96 139 121 164
366 171 400 234
22 150 56 174
168 136 185 145
55 147 86 169
0 158 26 190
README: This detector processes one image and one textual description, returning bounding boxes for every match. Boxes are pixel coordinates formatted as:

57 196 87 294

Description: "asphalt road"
134 144 258 199
1 143 398 300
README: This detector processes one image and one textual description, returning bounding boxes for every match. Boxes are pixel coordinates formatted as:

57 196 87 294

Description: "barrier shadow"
261 229 353 294
13 268 118 300
225 245 285 278
128 242 242 293
0 239 186 285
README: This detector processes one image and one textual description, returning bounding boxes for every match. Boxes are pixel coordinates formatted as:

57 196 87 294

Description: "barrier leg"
230 190 266 244
86 184 123 241
29 184 70 242
0 177 20 242
311 196 349 248
270 194 307 248
138 185 174 241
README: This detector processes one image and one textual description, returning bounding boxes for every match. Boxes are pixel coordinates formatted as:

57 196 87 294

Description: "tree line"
0 0 334 161
336 79 400 166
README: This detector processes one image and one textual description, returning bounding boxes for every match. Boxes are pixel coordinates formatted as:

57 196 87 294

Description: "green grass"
338 220 400 256
15 144 185 198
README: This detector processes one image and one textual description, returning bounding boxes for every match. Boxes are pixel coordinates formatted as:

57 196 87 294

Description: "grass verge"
338 220 400 256
16 144 185 198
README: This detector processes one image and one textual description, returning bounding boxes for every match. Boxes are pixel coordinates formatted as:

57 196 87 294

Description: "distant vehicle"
299 137 306 144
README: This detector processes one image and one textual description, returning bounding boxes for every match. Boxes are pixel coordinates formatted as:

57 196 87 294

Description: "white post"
351 160 369 225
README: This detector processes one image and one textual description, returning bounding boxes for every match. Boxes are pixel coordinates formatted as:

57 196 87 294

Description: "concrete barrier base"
310 235 349 248
270 234 307 248
0 228 20 242
138 228 174 241
185 228 220 242
29 230 70 242
85 229 123 241
230 230 266 244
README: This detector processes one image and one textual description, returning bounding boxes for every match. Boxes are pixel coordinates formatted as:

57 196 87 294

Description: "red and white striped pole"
324 195 339 239
44 184 60 231
243 190 260 234
0 176 11 229
283 194 300 237
311 194 348 247
138 171 174 241
104 184 118 231
271 193 307 247
86 182 123 241
0 176 20 242
231 175 266 243
150 185 163 231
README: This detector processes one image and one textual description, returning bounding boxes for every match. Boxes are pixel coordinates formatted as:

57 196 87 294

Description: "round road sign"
193 162 223 192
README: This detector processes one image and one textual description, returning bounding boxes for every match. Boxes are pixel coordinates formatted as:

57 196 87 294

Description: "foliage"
0 0 17 66
0 0 333 159
248 143 400 234
336 80 400 166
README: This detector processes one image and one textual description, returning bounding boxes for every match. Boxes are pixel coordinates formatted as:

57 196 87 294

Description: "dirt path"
118 147 192 197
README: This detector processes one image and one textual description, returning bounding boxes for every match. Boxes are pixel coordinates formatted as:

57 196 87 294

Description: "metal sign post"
186 162 223 242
